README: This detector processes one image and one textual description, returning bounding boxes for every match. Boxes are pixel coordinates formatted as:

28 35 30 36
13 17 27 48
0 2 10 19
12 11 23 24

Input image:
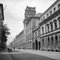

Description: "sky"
0 0 56 45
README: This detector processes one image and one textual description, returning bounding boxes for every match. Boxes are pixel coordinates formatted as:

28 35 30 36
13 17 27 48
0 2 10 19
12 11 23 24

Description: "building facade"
23 6 36 49
31 13 42 50
9 0 60 52
11 30 25 49
39 0 60 51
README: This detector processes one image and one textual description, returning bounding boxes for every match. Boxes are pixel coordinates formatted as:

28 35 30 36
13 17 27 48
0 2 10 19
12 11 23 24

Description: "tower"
25 6 36 19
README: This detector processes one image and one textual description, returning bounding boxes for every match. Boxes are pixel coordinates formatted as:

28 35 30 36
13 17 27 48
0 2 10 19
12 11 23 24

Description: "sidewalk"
0 48 13 60
16 49 60 60
0 54 13 60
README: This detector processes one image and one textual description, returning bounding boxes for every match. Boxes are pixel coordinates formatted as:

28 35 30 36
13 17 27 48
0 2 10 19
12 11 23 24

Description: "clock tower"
25 6 36 19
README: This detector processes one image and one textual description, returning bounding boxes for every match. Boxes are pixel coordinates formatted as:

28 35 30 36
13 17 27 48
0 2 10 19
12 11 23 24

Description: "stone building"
23 6 36 49
9 0 60 51
39 0 60 51
32 13 42 50
23 6 42 49
11 30 25 49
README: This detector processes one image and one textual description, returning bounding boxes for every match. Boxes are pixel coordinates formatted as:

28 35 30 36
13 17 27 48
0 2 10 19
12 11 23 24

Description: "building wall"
24 6 36 49
39 0 60 51
11 30 25 49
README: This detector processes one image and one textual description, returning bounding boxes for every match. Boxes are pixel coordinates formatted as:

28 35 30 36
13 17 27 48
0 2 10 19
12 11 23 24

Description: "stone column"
50 36 52 50
58 34 60 50
40 38 42 50
53 21 55 30
57 19 59 28
53 35 56 49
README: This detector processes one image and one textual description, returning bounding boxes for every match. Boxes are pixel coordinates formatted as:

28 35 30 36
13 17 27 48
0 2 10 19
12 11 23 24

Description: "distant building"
11 30 24 49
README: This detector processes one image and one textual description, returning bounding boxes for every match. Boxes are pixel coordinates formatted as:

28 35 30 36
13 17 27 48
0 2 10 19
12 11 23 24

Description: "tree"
0 24 10 51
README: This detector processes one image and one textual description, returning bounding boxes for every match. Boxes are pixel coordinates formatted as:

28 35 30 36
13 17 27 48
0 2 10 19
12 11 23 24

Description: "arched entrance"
48 37 50 47
55 35 58 46
35 40 38 50
33 42 35 49
39 42 41 50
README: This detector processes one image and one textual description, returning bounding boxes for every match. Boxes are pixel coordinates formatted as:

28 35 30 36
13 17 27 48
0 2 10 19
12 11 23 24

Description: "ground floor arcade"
32 32 60 51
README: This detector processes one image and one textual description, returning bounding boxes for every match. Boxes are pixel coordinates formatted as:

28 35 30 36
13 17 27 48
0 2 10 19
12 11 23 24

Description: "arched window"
35 40 38 50
33 43 35 49
39 42 41 50
42 39 44 47
53 19 57 29
51 36 54 46
58 17 60 28
48 37 50 47
55 35 58 46
47 24 49 32
50 22 53 31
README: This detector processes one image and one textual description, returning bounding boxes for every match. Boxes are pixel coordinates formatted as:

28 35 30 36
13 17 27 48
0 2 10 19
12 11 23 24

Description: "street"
11 53 56 60
0 52 56 60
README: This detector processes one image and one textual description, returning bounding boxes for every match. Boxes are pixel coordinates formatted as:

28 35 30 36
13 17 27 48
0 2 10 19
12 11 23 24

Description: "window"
54 7 56 12
54 20 57 29
50 10 52 14
38 30 40 36
51 36 54 46
48 37 50 47
47 24 49 32
50 22 53 31
58 3 60 8
42 39 44 47
42 27 44 34
55 35 58 46
58 17 60 28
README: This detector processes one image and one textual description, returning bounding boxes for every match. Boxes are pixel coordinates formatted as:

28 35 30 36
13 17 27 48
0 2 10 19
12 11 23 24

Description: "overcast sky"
0 0 56 45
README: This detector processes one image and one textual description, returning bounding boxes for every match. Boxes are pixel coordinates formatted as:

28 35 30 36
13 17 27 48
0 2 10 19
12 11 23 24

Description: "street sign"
0 4 4 20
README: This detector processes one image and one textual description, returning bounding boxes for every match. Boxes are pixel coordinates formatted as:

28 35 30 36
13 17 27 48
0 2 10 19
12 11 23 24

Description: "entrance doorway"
35 40 38 50
39 42 41 50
